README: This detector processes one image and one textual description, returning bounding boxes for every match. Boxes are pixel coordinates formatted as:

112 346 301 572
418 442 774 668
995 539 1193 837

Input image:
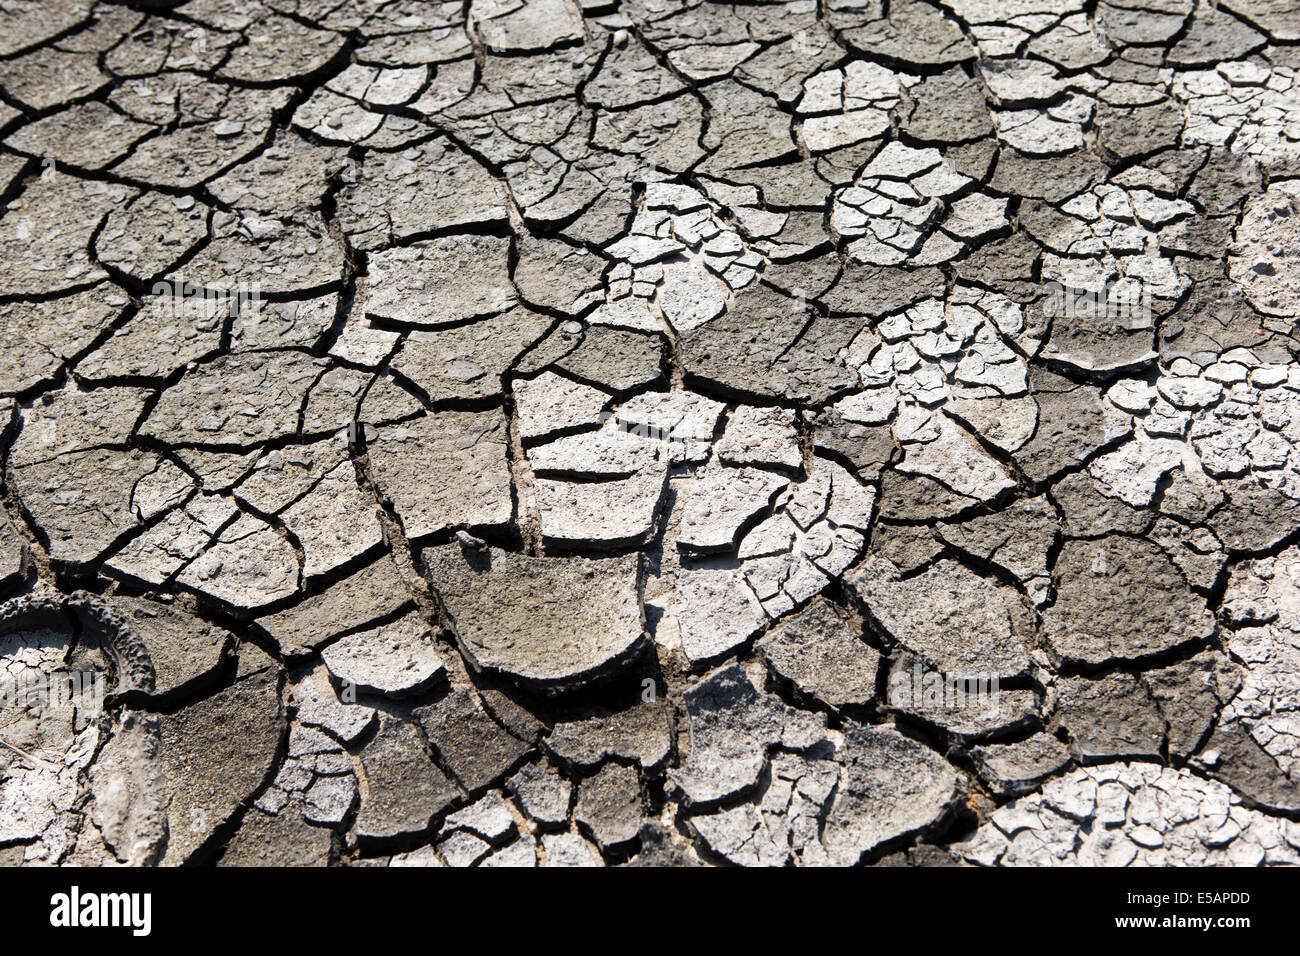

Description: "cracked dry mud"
0 0 1298 869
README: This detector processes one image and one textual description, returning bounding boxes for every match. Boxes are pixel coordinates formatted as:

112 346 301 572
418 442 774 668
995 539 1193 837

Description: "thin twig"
0 734 57 770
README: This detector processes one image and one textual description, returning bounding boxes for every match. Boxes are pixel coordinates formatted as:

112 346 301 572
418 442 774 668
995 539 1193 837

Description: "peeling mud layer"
0 0 1298 869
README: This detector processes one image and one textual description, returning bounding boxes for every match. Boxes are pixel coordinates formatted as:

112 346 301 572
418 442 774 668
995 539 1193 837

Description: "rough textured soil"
1 0 1299 867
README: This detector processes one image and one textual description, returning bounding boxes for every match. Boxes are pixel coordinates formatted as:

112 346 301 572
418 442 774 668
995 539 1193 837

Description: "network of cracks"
1 0 1300 866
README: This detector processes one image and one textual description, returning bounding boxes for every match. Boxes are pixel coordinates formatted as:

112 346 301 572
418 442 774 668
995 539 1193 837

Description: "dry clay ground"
0 0 1299 867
